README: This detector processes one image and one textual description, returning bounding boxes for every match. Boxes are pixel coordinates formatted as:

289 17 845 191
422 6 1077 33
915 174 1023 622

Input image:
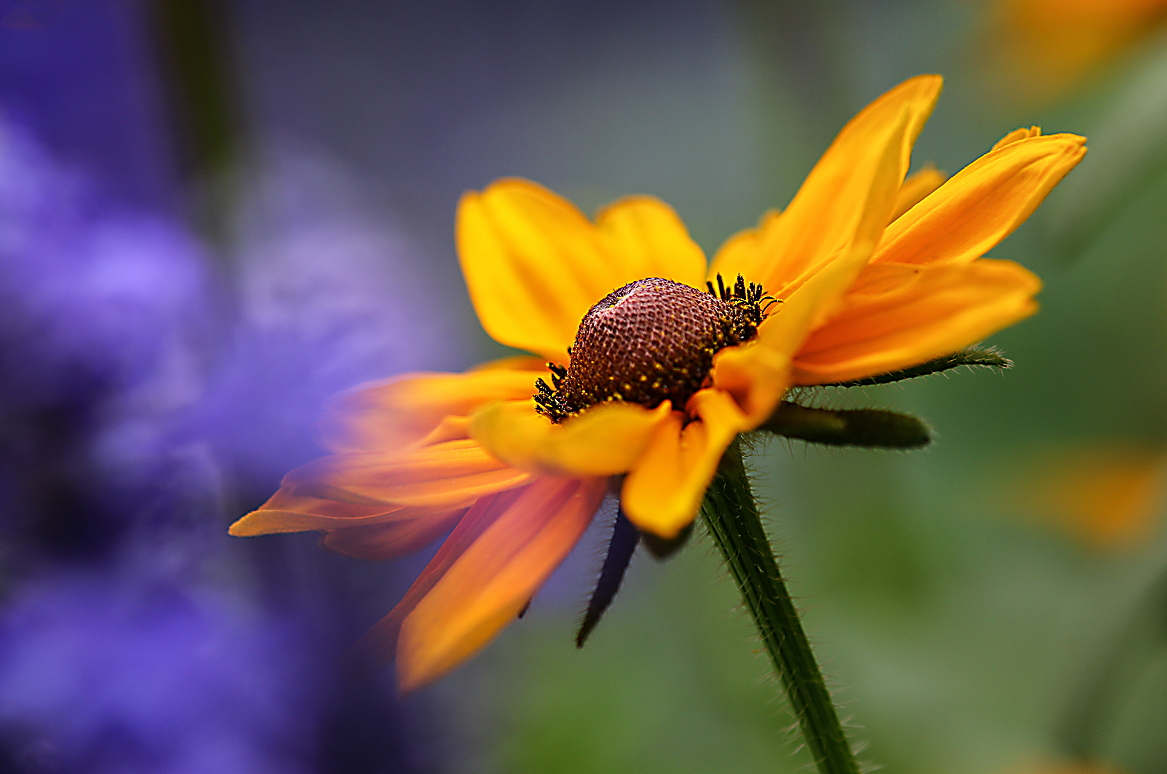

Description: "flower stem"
701 439 861 774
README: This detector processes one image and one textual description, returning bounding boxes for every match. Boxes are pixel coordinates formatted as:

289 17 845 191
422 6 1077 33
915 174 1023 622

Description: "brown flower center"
535 275 771 422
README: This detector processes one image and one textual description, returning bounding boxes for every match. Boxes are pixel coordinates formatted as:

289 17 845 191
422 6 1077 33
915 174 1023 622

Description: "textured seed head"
535 277 765 421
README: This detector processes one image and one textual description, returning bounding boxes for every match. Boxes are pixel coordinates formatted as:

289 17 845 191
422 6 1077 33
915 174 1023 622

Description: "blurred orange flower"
989 0 1167 99
1020 444 1165 549
230 75 1085 691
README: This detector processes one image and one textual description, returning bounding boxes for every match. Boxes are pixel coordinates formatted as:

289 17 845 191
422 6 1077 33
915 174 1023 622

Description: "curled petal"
874 132 1087 266
396 477 607 691
621 389 748 538
322 363 544 453
596 196 709 290
793 259 1042 385
470 399 673 477
457 179 627 361
992 126 1041 151
710 343 791 429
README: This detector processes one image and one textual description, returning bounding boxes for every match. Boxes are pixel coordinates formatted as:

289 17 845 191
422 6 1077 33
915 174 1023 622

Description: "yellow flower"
229 75 1085 691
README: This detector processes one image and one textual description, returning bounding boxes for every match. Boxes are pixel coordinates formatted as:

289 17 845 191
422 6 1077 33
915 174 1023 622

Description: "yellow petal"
595 196 708 290
286 440 532 510
321 363 543 453
320 510 464 561
793 259 1042 384
873 132 1087 266
711 98 913 426
470 399 673 477
706 210 780 286
457 179 627 361
621 389 747 538
992 125 1041 151
711 75 942 296
396 477 607 690
891 164 947 222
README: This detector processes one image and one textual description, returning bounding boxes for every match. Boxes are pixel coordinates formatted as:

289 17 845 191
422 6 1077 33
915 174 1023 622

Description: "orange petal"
320 510 465 561
710 75 942 296
457 179 628 361
396 477 607 690
620 389 747 538
793 259 1042 384
229 484 409 536
873 132 1087 266
891 164 947 222
595 196 708 290
285 440 532 511
322 363 543 453
470 399 673 477
342 488 525 677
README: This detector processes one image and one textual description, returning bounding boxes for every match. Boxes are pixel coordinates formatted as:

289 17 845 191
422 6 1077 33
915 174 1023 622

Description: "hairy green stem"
701 440 861 774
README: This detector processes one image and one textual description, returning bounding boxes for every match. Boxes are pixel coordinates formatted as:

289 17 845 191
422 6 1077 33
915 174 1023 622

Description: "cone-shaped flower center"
535 277 770 422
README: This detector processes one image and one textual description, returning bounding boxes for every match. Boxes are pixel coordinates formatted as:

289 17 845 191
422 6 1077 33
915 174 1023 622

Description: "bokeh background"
2 1 1167 772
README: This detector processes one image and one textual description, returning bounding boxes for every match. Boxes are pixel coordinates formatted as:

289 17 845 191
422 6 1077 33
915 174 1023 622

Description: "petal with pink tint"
322 362 544 453
285 440 532 511
395 477 608 690
320 510 465 561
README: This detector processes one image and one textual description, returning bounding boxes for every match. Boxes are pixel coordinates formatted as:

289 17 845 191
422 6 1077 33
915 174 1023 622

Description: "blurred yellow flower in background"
989 0 1167 99
1017 444 1165 550
230 75 1085 691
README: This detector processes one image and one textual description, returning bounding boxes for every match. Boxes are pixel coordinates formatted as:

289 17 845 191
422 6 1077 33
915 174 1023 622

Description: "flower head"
230 75 1086 691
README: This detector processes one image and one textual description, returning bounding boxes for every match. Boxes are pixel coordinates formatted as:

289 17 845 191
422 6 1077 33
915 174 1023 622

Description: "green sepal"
761 401 931 449
823 347 1011 388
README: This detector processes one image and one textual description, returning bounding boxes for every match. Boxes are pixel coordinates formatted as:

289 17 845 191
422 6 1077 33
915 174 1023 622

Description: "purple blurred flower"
0 570 320 774
0 85 450 774
0 0 178 210
0 118 212 408
198 141 461 483
0 117 216 561
0 4 456 769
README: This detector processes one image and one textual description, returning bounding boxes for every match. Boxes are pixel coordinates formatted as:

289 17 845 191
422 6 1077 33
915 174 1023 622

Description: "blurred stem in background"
148 0 244 252
1042 36 1167 265
1059 558 1167 762
702 440 862 774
